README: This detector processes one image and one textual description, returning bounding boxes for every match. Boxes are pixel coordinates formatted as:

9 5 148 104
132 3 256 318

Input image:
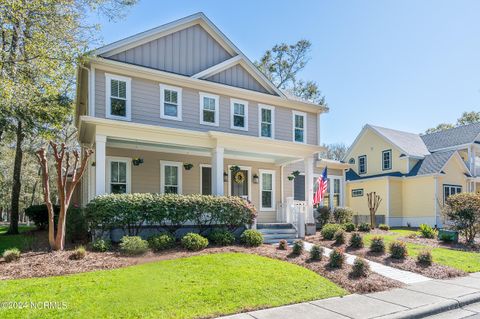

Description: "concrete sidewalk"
219 273 480 319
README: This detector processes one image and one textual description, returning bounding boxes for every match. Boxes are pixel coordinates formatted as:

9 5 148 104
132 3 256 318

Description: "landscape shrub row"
86 193 257 236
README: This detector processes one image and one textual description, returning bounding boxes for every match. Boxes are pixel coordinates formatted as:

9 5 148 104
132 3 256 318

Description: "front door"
231 169 249 200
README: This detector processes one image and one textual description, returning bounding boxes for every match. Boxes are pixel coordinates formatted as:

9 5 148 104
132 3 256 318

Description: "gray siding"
205 64 269 94
107 25 232 76
95 69 318 145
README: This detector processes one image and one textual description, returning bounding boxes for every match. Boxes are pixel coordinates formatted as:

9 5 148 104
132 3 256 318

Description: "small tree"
445 192 480 244
367 192 382 228
36 141 93 250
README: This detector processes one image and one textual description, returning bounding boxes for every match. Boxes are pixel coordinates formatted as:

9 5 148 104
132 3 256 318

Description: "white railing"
276 197 310 238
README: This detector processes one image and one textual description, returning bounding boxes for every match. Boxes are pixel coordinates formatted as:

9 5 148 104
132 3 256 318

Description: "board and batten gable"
95 69 319 145
346 128 408 176
205 64 269 94
106 24 232 77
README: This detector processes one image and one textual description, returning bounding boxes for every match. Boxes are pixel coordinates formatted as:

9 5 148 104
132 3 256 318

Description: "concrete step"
262 233 297 240
264 238 297 244
257 223 294 229
258 228 297 234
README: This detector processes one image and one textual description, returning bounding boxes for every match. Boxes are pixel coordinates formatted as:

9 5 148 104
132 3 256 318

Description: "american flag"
313 167 328 205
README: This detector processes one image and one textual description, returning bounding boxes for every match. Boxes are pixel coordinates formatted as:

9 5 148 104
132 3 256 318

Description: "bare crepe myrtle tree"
36 141 93 250
367 192 382 228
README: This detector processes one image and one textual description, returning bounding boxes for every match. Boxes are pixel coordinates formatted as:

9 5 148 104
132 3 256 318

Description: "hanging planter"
91 161 96 167
230 165 241 174
132 157 144 166
292 170 301 178
287 175 295 181
183 163 194 170
252 174 259 184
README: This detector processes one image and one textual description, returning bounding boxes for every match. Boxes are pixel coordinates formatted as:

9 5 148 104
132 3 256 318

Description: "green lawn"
0 225 36 254
0 252 346 319
364 229 480 272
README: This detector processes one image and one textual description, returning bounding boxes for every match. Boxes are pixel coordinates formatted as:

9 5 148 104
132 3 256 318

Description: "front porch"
79 116 321 231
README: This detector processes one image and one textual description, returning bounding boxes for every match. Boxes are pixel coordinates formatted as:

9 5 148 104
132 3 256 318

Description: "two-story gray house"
75 13 335 239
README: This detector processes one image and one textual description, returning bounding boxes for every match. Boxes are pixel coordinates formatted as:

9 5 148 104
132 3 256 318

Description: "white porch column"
95 134 107 196
304 156 314 224
211 146 224 196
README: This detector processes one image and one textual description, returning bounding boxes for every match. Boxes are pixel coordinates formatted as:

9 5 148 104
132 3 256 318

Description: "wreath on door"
234 171 246 184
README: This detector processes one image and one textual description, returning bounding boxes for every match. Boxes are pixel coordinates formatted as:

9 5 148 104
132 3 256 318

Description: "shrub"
321 223 343 240
419 224 436 239
378 224 390 231
278 239 288 250
309 244 324 261
69 246 86 260
86 194 257 236
445 192 480 244
417 249 433 266
119 236 149 255
370 236 385 253
328 248 345 268
3 248 20 263
343 222 356 232
208 229 235 246
351 257 370 277
148 233 176 251
315 206 332 227
240 230 263 247
333 207 353 224
181 233 209 251
349 232 364 248
358 222 371 232
389 241 408 259
406 232 418 239
292 240 304 255
439 232 455 242
90 239 111 252
333 229 346 245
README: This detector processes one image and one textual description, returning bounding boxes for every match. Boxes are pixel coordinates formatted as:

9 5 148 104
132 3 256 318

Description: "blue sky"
88 0 480 145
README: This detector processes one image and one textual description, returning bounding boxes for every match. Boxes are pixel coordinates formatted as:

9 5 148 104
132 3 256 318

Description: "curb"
376 292 480 319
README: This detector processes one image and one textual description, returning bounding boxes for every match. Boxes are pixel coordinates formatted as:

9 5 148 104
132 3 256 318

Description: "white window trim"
358 155 367 175
259 169 276 211
199 164 212 195
105 73 132 121
160 84 182 121
443 184 462 204
258 104 275 139
292 110 307 144
106 156 132 194
199 92 220 126
382 149 392 171
292 173 344 209
230 98 249 131
160 160 183 194
227 165 252 201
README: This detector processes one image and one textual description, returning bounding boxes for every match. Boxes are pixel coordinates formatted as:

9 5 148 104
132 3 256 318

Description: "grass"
0 252 346 319
364 229 480 272
0 225 36 254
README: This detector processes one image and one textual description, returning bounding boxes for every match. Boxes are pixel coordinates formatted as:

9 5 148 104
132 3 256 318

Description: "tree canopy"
425 111 480 134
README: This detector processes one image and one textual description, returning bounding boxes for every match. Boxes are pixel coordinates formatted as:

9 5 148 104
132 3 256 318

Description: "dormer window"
106 73 131 121
382 150 392 170
358 155 367 174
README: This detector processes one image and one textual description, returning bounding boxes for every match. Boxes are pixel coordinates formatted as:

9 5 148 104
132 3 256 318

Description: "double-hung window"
160 84 182 120
443 185 462 204
259 105 275 138
230 99 248 131
107 157 131 194
160 161 182 194
293 111 307 143
106 73 131 120
260 170 275 211
200 93 219 126
358 155 367 174
382 150 392 170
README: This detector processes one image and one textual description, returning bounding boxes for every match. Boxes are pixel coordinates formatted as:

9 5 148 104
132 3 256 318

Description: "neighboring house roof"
369 125 431 157
420 122 480 151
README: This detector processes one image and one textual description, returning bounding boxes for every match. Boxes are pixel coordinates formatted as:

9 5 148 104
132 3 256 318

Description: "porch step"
257 223 298 244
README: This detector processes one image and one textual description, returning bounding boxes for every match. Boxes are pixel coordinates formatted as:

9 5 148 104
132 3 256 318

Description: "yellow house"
343 124 479 227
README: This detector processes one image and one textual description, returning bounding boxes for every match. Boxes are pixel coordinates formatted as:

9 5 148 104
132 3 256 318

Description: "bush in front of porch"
86 193 257 238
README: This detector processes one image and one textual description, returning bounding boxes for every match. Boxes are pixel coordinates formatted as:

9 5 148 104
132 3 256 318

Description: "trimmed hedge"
86 194 257 236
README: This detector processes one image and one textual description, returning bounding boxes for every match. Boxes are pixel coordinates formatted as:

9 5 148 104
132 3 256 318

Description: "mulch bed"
306 232 466 279
0 242 401 294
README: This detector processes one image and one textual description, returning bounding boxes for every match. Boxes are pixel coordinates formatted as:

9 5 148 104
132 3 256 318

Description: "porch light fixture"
252 174 259 184
183 163 194 170
223 172 228 183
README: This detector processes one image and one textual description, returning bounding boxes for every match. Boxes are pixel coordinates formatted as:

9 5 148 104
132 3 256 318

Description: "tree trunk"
7 121 24 235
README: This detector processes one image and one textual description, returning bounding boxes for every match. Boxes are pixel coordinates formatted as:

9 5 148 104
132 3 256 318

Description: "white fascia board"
191 55 242 79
